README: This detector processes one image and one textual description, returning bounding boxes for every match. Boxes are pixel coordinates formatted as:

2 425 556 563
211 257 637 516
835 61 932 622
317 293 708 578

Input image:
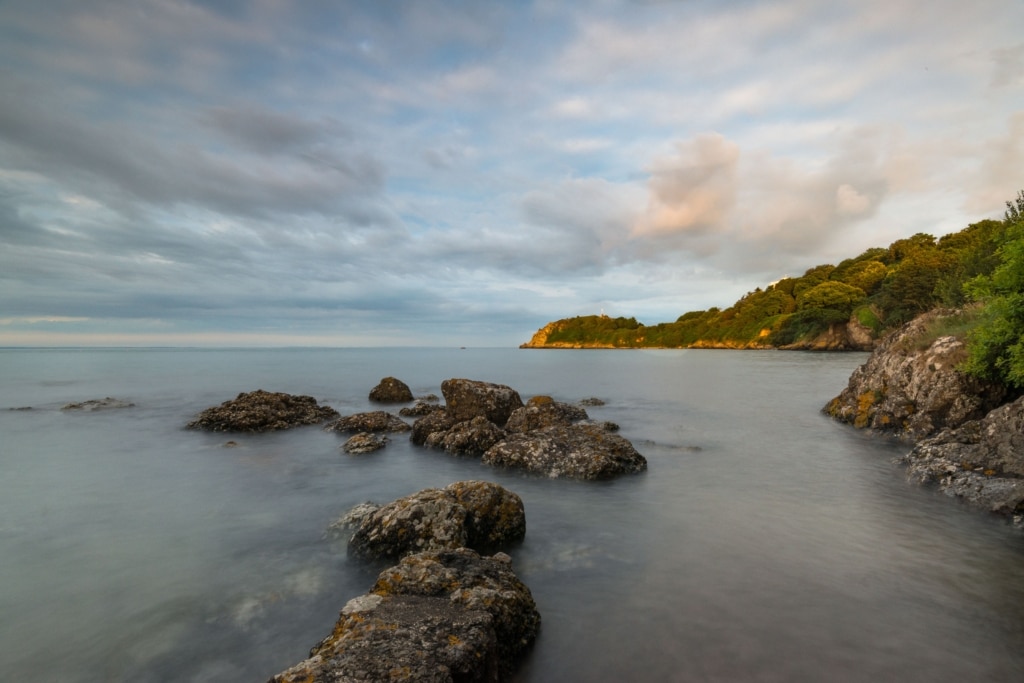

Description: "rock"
427 416 507 457
505 398 588 433
270 548 540 683
369 377 414 403
343 432 390 454
186 390 338 432
347 481 526 561
899 395 1024 523
441 379 524 427
400 401 446 417
61 397 134 411
324 410 411 433
411 410 457 446
579 397 606 407
483 423 648 480
326 502 381 541
823 310 1007 439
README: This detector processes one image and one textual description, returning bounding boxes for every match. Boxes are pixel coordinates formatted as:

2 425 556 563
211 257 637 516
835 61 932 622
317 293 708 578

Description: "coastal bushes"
525 192 1024 352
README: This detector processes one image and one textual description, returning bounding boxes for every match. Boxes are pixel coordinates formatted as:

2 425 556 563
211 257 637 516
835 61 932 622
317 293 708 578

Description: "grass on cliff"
894 305 986 354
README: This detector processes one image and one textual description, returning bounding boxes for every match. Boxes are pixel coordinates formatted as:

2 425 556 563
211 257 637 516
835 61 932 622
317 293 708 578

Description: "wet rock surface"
346 481 527 561
269 548 540 683
483 422 648 480
823 310 1007 439
441 379 523 427
325 410 411 434
411 380 647 479
343 432 390 454
400 401 446 417
369 377 415 403
900 395 1024 525
61 397 135 411
186 390 338 432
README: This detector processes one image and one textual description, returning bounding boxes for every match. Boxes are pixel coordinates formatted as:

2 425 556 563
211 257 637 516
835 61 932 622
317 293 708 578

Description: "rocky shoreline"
823 309 1024 527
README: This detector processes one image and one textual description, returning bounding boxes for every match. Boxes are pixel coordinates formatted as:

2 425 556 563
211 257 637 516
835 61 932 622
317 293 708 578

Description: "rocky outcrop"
345 481 526 561
823 310 1007 439
369 377 414 403
781 319 876 351
411 380 647 479
441 379 523 427
270 548 540 683
61 397 135 411
186 390 339 432
899 395 1024 525
343 432 389 454
483 423 648 480
325 411 411 434
504 396 588 433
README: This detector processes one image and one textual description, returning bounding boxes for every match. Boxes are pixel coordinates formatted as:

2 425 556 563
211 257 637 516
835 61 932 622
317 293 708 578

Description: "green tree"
963 194 1024 388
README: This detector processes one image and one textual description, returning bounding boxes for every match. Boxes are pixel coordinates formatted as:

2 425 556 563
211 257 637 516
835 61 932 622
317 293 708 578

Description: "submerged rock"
186 390 338 432
343 432 390 454
61 397 134 411
270 548 540 683
900 395 1024 525
823 310 1007 439
483 423 648 480
324 410 411 434
369 377 414 403
399 401 446 417
346 481 526 561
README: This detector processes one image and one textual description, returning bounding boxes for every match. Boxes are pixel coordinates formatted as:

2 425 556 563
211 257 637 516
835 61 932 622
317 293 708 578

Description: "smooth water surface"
2 348 1023 682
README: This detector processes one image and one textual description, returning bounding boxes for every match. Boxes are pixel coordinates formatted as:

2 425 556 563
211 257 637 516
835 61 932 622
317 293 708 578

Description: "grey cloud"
198 105 349 156
0 76 387 221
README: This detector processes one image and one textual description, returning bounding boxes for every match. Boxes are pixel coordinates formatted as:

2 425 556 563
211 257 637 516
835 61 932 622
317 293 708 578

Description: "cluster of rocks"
411 379 646 480
273 481 539 682
824 308 1024 526
186 390 339 432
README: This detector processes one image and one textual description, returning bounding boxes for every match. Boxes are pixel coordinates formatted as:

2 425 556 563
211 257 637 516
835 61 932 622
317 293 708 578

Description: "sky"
1 0 1022 347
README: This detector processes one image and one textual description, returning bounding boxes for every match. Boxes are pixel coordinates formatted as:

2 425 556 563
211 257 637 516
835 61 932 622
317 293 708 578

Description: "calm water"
2 348 1023 682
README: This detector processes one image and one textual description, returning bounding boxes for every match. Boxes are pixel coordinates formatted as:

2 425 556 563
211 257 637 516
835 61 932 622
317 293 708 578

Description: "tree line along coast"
523 191 1024 383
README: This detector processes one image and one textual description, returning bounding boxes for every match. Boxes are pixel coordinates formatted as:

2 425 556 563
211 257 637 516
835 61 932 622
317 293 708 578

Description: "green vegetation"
530 192 1024 363
962 191 1024 389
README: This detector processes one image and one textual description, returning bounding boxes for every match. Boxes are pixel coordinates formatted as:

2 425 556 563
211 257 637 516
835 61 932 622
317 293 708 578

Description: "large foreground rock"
441 379 523 427
823 309 1007 439
899 395 1024 525
483 423 648 480
187 390 339 432
346 481 526 561
270 548 540 683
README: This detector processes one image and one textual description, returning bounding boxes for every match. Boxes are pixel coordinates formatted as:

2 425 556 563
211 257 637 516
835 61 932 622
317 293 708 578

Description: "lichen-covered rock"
369 377 414 403
347 481 526 561
441 379 523 427
899 395 1024 524
325 410 411 433
61 397 135 411
411 410 457 446
270 548 540 683
427 416 507 457
400 401 446 417
823 310 1007 439
483 423 647 480
325 502 381 541
343 432 390 454
504 398 588 433
186 390 339 432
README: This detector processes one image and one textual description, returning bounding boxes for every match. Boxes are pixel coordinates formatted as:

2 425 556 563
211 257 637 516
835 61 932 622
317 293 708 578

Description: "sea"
2 347 1024 682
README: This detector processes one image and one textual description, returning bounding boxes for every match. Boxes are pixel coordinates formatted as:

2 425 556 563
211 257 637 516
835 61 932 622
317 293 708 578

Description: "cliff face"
823 309 1007 440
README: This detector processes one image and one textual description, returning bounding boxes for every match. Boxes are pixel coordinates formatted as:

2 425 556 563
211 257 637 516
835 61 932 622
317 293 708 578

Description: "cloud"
632 134 740 238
